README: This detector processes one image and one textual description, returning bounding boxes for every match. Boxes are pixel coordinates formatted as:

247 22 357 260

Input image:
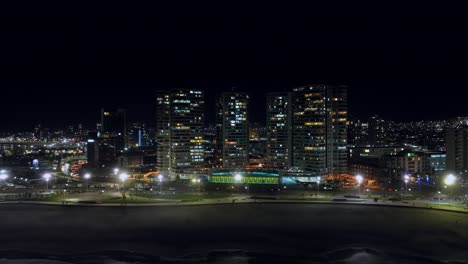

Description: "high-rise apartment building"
220 92 249 169
347 118 368 146
86 109 128 169
367 115 386 146
292 85 347 177
266 92 292 169
446 125 468 180
100 108 128 151
213 96 224 167
155 91 171 175
155 89 205 179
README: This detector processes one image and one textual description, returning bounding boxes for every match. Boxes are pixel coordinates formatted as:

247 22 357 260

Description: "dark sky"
1 3 468 130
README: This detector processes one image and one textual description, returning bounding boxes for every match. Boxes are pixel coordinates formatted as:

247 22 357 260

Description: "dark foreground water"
0 203 467 263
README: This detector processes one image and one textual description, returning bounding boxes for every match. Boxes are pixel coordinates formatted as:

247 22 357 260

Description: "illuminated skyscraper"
155 91 171 175
292 85 347 177
155 89 205 179
220 92 249 169
266 92 292 169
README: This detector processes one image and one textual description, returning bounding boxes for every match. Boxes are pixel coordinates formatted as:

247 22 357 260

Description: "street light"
0 173 8 181
404 174 410 194
233 173 243 193
317 176 321 196
84 173 91 192
119 172 128 182
355 174 363 195
444 174 456 198
0 172 8 191
234 173 242 182
114 168 119 175
119 172 128 190
158 174 163 194
192 178 201 193
43 173 52 190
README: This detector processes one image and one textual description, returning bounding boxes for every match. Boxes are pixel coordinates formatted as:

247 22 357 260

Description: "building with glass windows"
155 89 205 180
155 91 171 175
220 92 249 169
446 125 468 181
292 85 347 177
266 92 292 169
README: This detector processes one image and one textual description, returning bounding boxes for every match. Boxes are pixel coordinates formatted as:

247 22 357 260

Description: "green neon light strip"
209 176 279 184
211 171 279 177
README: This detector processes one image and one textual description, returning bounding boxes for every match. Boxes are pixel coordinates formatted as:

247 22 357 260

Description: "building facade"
292 85 347 177
100 108 127 150
446 125 468 180
266 92 292 169
155 91 171 175
86 109 128 169
155 89 205 179
347 118 368 146
367 115 386 146
220 92 249 169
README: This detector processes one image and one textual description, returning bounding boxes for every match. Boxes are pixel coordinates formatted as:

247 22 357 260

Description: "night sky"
1 3 467 130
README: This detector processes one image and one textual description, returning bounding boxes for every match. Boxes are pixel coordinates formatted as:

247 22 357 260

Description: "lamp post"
84 173 91 192
158 174 163 194
234 173 242 182
119 172 128 196
355 175 363 196
0 172 8 181
192 178 201 194
0 172 8 192
317 176 321 197
43 173 52 190
404 174 410 194
444 174 456 199
234 173 242 193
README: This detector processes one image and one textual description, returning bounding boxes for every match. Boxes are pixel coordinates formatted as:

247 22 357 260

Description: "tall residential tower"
266 92 292 169
155 89 205 179
292 85 347 177
446 125 468 181
220 92 249 169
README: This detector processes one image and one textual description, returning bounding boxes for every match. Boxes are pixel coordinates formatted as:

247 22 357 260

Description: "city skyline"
1 82 467 131
2 4 468 262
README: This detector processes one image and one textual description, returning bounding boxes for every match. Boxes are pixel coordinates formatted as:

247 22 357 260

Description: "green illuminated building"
210 171 279 185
